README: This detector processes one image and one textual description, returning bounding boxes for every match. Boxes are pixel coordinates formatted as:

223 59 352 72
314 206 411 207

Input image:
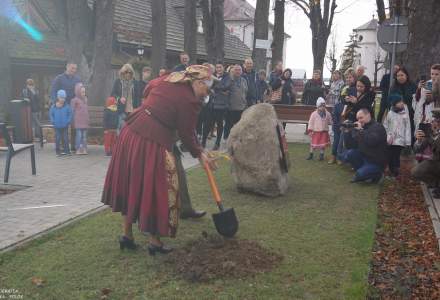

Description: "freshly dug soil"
368 159 440 299
165 233 283 282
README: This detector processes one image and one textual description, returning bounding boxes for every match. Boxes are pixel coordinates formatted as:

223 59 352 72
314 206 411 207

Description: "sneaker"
76 150 82 155
82 149 88 155
56 153 62 157
61 152 67 156
212 144 220 151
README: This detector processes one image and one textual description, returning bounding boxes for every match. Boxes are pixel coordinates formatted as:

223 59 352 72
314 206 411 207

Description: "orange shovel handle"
202 160 222 205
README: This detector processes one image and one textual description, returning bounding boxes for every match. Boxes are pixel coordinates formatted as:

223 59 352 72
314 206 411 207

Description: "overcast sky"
248 0 379 77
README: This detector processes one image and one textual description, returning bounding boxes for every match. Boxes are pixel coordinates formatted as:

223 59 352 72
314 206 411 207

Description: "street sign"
255 39 271 50
377 17 409 53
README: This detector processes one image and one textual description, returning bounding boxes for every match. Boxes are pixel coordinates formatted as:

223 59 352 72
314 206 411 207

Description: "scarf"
318 109 326 118
392 106 405 113
121 79 134 113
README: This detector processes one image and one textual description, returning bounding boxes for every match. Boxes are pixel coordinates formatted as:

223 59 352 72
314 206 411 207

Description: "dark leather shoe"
180 210 206 219
148 243 173 256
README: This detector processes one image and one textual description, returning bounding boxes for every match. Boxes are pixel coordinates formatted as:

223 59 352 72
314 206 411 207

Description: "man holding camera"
344 109 388 183
412 113 440 197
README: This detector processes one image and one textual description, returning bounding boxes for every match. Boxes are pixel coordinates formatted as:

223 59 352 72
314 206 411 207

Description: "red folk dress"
101 77 202 237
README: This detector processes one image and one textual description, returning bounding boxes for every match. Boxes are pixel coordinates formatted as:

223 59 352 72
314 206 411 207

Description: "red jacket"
126 76 203 158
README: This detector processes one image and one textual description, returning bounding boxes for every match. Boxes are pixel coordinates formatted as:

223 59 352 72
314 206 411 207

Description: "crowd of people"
18 52 440 253
305 63 440 189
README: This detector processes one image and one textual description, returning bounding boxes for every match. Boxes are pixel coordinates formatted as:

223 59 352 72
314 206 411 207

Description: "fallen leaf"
31 277 45 287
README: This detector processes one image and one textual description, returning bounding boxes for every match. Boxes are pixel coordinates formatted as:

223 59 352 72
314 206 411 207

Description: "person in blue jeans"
345 108 387 183
49 90 72 156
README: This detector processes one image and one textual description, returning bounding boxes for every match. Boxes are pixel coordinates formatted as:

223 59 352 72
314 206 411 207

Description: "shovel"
202 160 238 238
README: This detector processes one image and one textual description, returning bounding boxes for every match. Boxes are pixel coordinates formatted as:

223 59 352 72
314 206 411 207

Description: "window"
197 19 203 34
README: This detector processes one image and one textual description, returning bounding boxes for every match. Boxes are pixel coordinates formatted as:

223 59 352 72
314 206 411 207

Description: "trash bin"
10 99 33 143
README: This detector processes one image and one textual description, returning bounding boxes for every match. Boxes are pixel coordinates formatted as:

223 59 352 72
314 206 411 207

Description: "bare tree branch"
323 0 330 26
327 0 337 31
376 0 386 23
290 0 310 17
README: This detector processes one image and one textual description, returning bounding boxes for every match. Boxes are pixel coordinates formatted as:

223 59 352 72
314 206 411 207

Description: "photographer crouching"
411 110 440 197
343 108 388 183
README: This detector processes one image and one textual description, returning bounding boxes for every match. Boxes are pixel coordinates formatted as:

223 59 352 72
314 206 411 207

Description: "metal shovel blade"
212 207 238 238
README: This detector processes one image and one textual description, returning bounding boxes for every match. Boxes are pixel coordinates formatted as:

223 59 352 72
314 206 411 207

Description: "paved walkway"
0 124 309 252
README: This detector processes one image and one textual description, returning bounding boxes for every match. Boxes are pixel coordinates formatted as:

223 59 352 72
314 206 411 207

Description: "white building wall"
354 28 387 86
225 20 289 68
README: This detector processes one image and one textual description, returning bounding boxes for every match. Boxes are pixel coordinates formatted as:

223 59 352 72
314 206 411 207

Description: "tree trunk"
271 0 285 67
212 0 225 64
64 0 92 81
87 0 115 106
291 0 337 75
312 30 330 74
0 19 11 113
376 0 387 24
184 0 197 63
253 0 270 72
201 0 215 63
405 0 440 80
151 0 167 77
201 0 224 64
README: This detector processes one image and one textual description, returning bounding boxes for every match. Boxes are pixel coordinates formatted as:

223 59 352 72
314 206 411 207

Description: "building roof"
223 0 291 39
9 0 251 64
114 0 252 62
354 19 378 32
224 0 255 21
9 0 67 63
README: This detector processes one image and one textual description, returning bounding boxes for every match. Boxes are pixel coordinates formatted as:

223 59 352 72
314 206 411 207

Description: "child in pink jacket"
307 97 333 161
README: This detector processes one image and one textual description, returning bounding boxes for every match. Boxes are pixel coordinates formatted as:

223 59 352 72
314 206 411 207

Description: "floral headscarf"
166 65 212 86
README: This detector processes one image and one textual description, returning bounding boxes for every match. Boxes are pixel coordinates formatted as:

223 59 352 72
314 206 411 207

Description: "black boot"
119 236 138 250
306 153 313 160
319 153 324 161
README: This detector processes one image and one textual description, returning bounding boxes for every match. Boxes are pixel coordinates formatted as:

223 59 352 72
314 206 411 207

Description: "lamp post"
136 43 145 60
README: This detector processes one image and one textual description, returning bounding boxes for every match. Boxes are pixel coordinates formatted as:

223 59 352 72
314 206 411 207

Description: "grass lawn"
0 144 380 300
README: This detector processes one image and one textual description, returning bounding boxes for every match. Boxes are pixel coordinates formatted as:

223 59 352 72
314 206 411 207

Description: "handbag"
270 87 282 104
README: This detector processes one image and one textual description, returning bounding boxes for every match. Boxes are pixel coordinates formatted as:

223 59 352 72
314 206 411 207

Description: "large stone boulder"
227 103 289 197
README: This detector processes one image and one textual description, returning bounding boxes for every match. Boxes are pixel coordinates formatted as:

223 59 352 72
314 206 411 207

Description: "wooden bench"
273 104 334 125
40 105 105 147
88 106 104 127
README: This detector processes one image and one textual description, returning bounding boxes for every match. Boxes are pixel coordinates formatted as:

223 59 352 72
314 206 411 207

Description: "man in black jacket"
346 108 387 183
242 58 258 106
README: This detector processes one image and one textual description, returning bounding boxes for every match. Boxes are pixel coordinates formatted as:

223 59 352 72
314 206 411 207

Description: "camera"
418 122 432 136
341 121 357 129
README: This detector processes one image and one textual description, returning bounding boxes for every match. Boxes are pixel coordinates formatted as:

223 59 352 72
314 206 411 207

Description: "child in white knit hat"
306 97 333 161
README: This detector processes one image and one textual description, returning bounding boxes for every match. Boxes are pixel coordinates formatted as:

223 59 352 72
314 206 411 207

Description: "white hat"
316 97 326 107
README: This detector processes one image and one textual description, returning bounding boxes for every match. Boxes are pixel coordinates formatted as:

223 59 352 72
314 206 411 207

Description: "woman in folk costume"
102 65 216 256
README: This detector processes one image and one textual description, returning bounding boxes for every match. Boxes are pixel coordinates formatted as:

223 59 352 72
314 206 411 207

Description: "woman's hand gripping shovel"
201 152 238 238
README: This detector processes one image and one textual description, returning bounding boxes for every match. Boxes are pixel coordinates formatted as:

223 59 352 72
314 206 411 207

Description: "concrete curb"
0 205 107 254
420 183 440 251
0 159 204 254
